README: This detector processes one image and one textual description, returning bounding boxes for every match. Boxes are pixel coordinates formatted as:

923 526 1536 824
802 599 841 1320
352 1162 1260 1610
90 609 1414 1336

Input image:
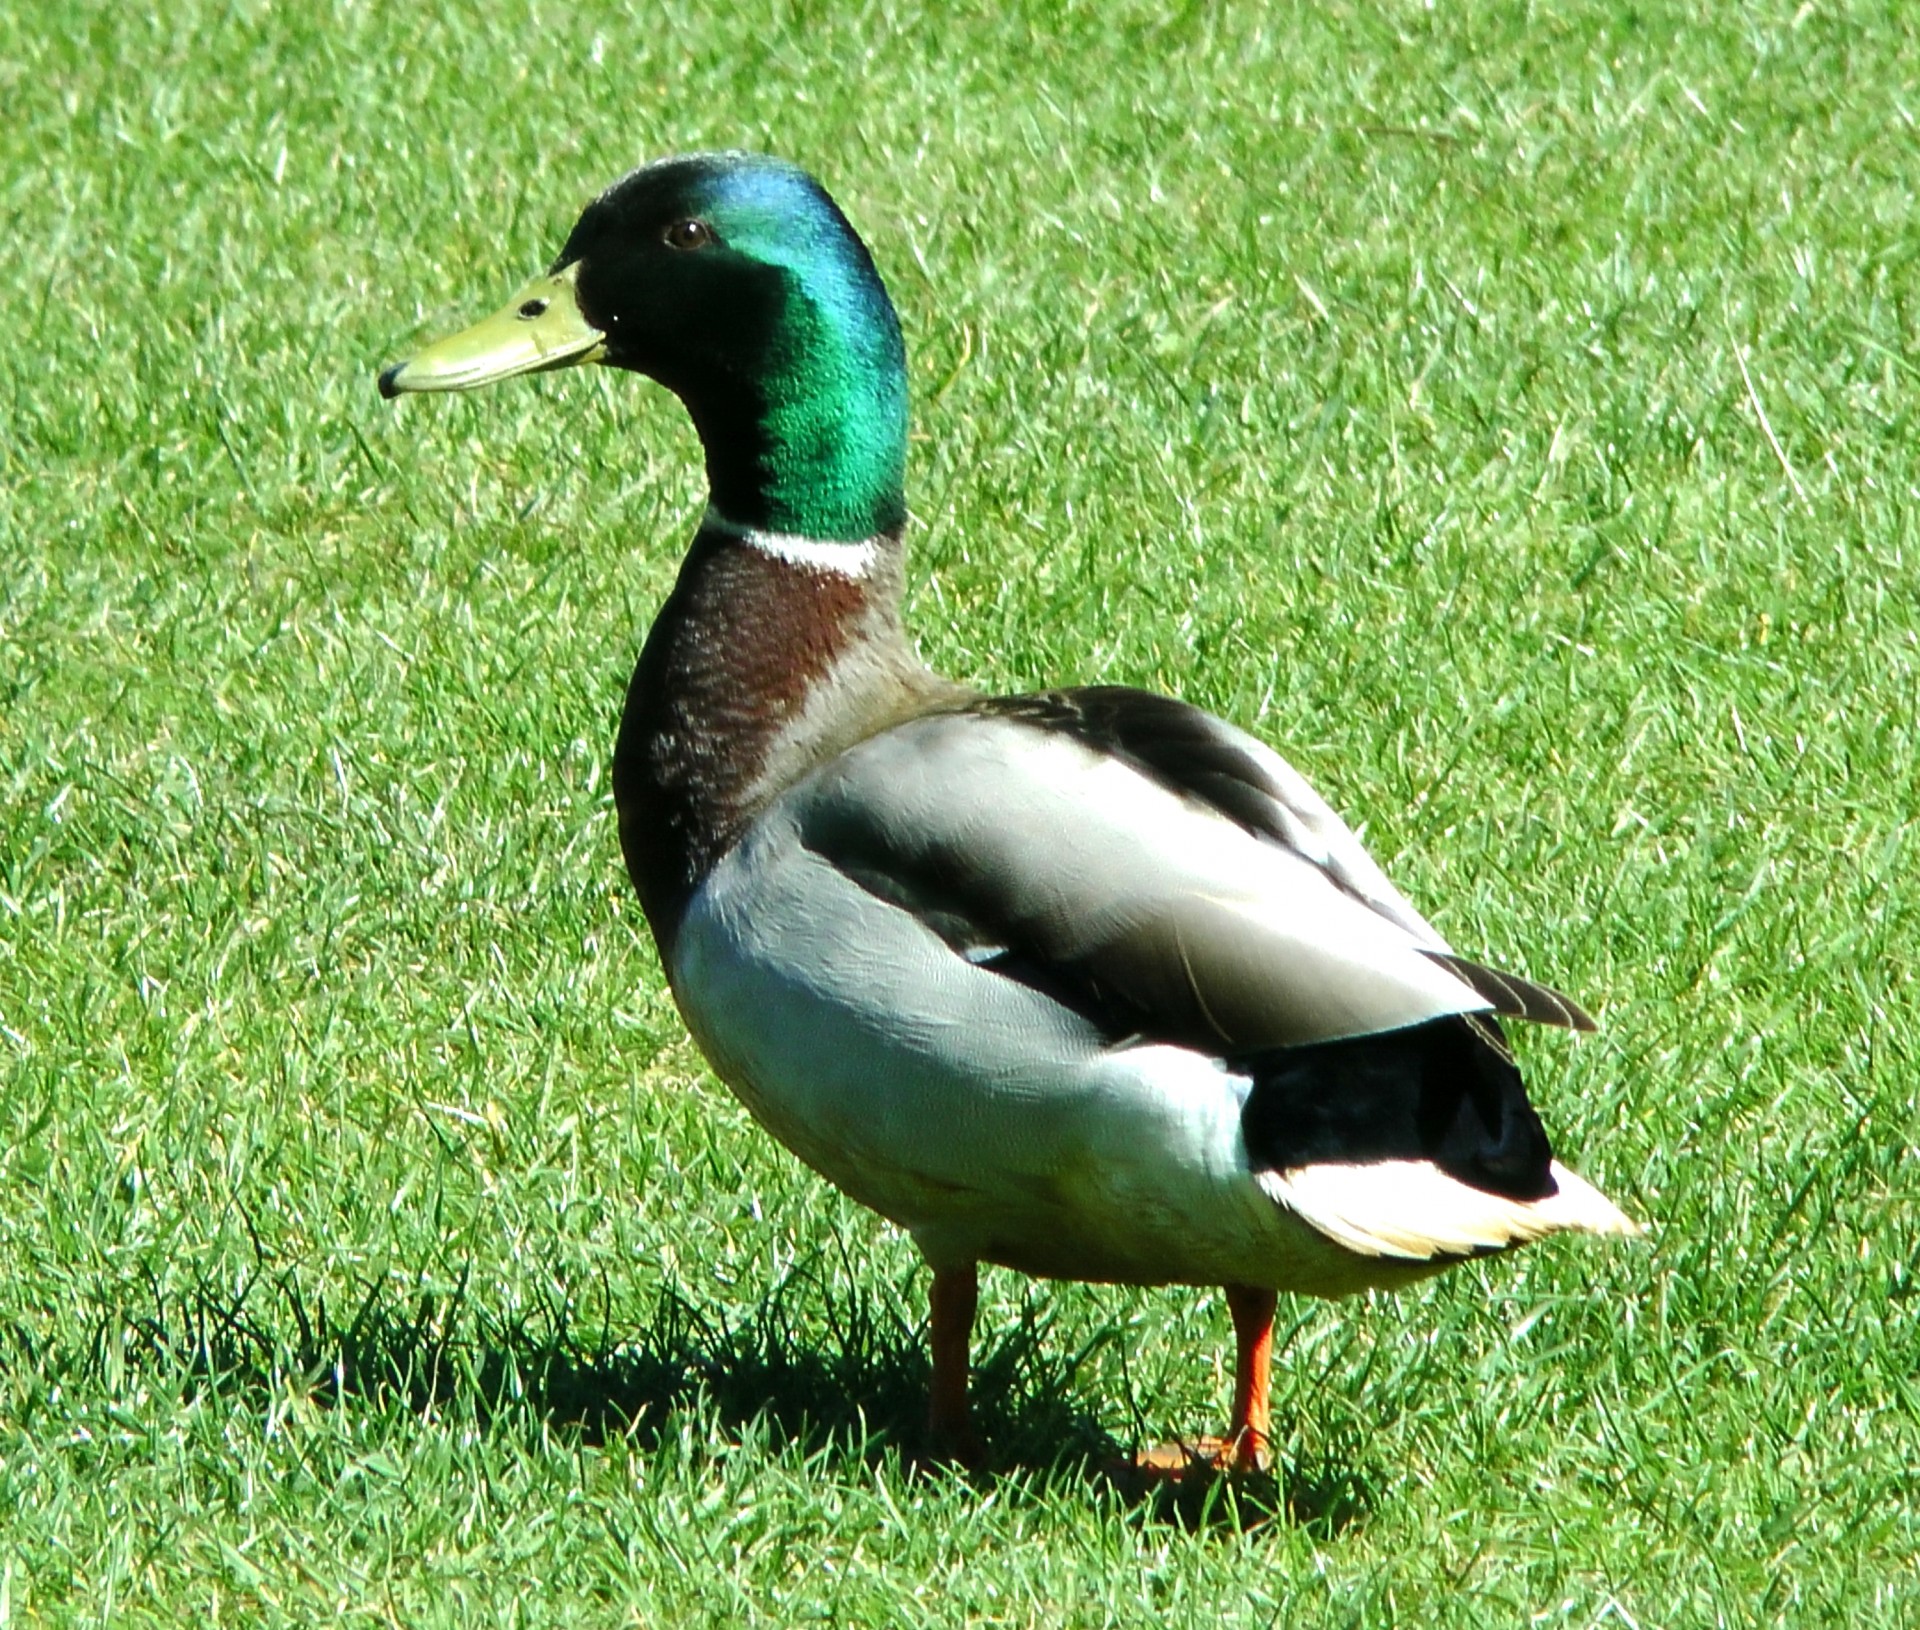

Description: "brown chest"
610 525 947 954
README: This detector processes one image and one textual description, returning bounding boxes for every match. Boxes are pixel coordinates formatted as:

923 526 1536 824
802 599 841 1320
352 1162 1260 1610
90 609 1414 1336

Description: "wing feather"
978 689 1596 1034
792 701 1533 1051
1421 951 1596 1032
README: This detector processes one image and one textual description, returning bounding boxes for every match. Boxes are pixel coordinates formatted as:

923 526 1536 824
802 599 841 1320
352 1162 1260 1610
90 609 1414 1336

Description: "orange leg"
1223 1283 1278 1472
1127 1283 1279 1479
928 1263 983 1467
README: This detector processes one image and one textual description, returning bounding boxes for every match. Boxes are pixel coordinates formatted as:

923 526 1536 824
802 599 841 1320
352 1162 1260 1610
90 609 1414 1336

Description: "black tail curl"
1239 1015 1557 1202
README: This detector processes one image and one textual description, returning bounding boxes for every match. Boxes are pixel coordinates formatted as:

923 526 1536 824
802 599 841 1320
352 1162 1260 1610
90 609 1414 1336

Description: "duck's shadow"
120 1267 1372 1535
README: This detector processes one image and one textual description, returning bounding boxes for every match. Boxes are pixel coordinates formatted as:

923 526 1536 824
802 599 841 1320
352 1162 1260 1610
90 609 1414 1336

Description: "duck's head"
380 153 908 541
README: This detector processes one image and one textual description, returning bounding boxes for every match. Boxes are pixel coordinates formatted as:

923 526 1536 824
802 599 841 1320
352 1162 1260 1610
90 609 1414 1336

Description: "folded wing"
792 688 1591 1055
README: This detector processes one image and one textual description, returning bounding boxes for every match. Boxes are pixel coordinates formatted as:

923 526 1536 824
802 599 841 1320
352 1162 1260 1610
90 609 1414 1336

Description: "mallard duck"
379 152 1638 1472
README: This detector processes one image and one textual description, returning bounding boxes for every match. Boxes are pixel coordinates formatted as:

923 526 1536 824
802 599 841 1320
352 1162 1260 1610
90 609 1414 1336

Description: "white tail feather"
1258 1158 1642 1261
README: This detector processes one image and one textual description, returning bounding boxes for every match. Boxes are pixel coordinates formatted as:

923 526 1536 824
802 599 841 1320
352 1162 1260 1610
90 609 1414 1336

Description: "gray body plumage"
668 677 1634 1288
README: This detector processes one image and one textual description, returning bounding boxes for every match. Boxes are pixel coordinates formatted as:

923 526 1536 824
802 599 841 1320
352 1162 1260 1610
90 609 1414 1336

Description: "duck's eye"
663 218 714 251
518 297 550 319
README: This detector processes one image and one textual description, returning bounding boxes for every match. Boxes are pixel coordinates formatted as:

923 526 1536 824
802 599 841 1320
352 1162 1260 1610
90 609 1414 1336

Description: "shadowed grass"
53 1261 1375 1539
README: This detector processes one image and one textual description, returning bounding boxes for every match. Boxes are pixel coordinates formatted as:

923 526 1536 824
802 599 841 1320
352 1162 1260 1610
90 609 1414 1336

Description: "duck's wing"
990 688 1596 1032
791 688 1592 1057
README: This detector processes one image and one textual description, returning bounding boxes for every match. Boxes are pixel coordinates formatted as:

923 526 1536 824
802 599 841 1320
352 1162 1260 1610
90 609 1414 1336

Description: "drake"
379 152 1639 1472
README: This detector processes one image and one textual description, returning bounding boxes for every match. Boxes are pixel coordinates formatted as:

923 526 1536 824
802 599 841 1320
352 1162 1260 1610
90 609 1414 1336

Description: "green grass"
3 0 1917 1622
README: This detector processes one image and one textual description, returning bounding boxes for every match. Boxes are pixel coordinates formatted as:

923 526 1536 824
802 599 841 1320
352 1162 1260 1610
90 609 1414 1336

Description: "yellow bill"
379 263 605 397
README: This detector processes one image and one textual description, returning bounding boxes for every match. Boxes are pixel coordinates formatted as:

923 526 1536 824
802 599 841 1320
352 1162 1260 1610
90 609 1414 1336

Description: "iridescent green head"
381 153 908 542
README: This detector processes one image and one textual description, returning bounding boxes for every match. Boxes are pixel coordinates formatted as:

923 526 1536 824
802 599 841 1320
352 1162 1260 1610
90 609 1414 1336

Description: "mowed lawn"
3 0 1916 1622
